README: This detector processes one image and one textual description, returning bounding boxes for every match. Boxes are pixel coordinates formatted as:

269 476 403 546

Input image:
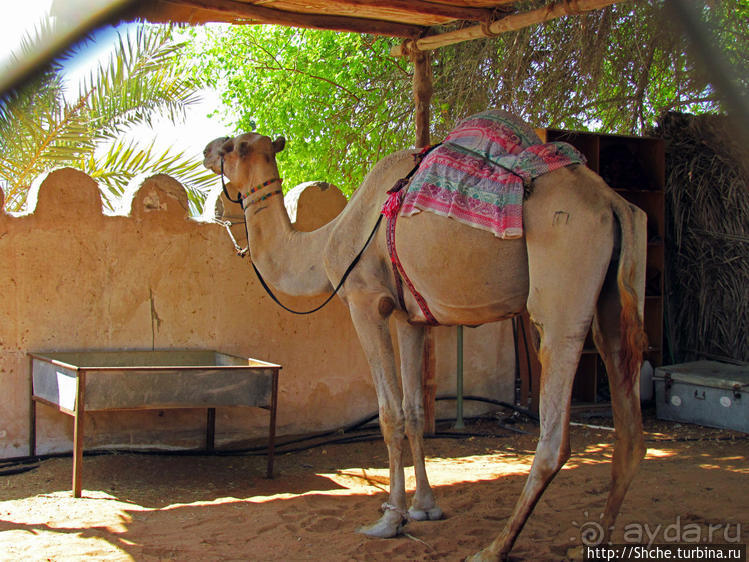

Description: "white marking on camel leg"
348 293 408 538
395 318 443 522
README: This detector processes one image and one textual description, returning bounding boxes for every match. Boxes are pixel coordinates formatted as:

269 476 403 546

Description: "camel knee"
404 414 425 441
403 400 424 432
615 433 646 467
536 446 570 480
631 433 647 461
533 430 571 480
379 407 405 440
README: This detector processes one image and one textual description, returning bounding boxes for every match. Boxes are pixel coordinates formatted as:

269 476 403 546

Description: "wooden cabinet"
519 129 666 410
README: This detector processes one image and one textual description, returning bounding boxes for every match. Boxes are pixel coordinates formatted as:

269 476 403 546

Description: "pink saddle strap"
382 161 440 327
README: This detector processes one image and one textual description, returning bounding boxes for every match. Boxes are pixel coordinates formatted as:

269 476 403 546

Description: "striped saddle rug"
394 110 586 238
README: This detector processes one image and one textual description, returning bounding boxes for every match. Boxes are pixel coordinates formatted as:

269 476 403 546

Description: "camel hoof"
408 505 443 521
357 511 406 538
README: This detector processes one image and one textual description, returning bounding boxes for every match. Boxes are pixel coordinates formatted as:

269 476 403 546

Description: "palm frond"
86 138 218 213
1 22 211 214
80 25 202 141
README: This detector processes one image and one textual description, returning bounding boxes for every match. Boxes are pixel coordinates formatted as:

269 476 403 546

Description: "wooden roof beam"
327 0 508 23
391 0 625 54
159 0 426 37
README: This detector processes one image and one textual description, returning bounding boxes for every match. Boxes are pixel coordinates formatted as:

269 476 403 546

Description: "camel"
202 115 648 560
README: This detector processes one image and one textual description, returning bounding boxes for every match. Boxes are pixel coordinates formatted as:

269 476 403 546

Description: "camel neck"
242 180 334 298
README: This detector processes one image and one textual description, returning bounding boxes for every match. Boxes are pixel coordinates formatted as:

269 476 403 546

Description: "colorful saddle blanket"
397 110 586 238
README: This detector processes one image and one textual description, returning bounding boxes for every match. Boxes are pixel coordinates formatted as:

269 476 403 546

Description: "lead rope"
213 218 249 258
249 216 383 315
218 155 383 315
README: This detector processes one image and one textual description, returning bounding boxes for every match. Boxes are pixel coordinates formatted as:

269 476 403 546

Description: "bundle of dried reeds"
656 112 749 364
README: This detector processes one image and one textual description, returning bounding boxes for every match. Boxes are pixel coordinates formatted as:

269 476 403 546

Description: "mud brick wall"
0 168 514 458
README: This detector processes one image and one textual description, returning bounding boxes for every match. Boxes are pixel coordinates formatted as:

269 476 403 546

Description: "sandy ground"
1 411 747 561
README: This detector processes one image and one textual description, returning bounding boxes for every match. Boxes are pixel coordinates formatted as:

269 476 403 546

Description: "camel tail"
611 197 649 393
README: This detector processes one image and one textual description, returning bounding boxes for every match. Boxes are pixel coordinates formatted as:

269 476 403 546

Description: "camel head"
205 132 286 187
203 135 232 174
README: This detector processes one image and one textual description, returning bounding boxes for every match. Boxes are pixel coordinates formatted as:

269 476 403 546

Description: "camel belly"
393 212 529 326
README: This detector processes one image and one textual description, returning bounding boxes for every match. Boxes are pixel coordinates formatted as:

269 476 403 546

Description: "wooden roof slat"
254 0 502 23
391 0 625 54
133 0 624 51
153 0 427 37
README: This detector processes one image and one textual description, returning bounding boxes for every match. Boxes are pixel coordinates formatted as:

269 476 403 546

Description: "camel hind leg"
471 196 614 559
591 266 646 542
592 203 648 541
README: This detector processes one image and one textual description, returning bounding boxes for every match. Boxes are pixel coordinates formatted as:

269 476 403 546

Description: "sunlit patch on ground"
318 451 536 493
698 463 749 474
645 447 676 459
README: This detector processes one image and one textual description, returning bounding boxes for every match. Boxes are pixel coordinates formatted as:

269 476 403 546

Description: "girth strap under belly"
384 193 439 326
381 144 443 326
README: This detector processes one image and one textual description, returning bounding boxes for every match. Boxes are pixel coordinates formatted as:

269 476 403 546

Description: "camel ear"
272 136 286 154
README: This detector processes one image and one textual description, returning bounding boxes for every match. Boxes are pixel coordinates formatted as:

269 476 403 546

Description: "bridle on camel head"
217 153 385 316
220 157 283 208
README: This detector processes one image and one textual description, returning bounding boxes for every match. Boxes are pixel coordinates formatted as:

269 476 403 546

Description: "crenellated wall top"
1 169 198 224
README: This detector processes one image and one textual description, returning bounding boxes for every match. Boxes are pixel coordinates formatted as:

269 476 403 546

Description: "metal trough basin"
29 350 281 497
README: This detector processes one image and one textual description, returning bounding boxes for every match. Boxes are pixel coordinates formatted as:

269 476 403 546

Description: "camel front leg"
395 318 443 521
348 293 408 538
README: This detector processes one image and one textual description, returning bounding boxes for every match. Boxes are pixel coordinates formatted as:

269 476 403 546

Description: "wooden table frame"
28 351 280 498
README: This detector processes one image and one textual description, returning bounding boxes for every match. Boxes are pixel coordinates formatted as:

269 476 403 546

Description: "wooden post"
266 368 279 478
411 49 432 149
206 407 216 451
28 354 36 457
422 329 437 435
410 47 437 435
72 372 86 498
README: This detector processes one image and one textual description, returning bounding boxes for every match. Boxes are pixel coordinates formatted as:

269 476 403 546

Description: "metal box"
653 361 749 433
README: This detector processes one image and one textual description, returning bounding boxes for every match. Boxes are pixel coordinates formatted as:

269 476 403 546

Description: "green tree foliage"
184 26 414 195
188 1 746 195
0 24 216 213
431 1 746 135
